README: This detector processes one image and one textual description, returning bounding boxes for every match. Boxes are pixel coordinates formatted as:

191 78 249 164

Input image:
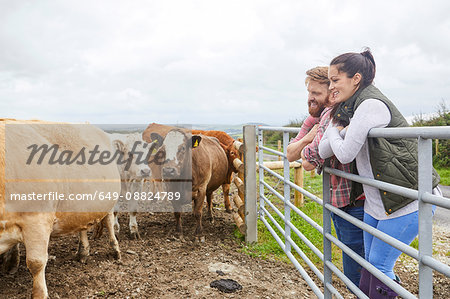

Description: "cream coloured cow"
0 119 121 299
109 133 151 239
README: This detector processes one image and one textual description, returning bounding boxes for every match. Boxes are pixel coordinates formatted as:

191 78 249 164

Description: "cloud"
1 0 449 125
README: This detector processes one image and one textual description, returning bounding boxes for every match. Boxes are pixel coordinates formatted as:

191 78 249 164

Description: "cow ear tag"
192 136 202 148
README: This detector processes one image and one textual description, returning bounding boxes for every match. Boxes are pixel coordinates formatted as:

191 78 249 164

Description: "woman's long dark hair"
330 48 376 125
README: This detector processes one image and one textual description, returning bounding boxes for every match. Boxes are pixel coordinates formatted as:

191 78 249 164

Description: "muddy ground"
1 195 449 298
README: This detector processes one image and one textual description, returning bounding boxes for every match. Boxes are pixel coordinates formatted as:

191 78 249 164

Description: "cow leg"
1 243 20 274
206 192 214 224
76 230 90 263
104 212 121 260
222 183 232 213
113 211 120 235
193 189 206 243
22 225 50 299
172 212 185 241
174 212 182 233
128 212 140 240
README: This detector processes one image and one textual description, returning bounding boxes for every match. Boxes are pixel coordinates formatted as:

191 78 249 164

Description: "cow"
0 119 121 299
142 123 177 194
191 130 241 213
143 124 240 213
148 127 228 242
109 133 152 239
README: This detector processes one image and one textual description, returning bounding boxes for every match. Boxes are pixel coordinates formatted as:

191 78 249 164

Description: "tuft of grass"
436 167 450 186
410 237 419 250
96 291 106 297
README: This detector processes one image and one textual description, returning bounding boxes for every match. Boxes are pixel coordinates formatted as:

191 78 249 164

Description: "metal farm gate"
240 125 450 299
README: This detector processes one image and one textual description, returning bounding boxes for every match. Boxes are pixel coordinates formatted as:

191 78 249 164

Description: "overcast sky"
1 0 449 126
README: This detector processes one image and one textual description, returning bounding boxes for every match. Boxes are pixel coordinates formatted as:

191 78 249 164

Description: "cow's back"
191 130 235 148
191 130 239 178
192 136 228 194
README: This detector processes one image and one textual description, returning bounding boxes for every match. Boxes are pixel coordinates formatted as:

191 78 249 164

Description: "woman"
319 49 440 298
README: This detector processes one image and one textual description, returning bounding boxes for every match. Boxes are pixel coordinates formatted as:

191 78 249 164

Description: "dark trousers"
331 205 365 287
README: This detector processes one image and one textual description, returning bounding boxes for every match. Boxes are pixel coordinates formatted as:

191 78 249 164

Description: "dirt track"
1 194 449 298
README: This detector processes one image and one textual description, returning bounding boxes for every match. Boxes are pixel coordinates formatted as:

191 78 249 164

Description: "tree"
412 100 449 167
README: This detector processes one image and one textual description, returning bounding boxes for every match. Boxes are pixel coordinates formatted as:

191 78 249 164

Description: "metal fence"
242 124 450 299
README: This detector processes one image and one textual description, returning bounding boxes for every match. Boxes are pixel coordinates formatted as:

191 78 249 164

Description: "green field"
436 167 450 186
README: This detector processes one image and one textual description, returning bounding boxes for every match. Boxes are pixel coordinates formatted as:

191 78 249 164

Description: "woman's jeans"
364 210 424 279
331 205 365 287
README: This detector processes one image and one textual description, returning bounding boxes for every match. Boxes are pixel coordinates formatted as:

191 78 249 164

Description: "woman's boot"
358 268 371 297
369 274 398 298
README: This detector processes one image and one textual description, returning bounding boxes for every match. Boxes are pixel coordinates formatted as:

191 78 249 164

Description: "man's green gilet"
333 84 440 215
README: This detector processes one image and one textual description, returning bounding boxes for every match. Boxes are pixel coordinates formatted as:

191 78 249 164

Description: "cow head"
112 134 152 181
152 129 201 179
226 143 240 173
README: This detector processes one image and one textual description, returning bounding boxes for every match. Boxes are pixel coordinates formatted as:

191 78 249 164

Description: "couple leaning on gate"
286 48 441 299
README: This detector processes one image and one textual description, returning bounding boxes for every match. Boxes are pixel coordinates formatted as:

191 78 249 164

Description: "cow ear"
150 133 164 148
192 135 202 148
113 140 126 153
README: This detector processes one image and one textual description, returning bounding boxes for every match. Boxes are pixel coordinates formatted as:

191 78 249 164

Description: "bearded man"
287 67 329 161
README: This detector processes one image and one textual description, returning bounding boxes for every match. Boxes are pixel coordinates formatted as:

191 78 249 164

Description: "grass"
410 238 419 250
436 167 450 186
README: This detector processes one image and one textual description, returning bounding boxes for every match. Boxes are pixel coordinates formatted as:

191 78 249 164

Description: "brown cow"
191 130 240 213
143 124 239 213
0 119 121 299
149 127 228 242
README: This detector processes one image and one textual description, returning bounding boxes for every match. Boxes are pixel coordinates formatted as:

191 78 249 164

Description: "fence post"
244 125 257 243
294 166 304 207
323 165 332 299
283 132 291 253
278 140 282 161
418 137 433 298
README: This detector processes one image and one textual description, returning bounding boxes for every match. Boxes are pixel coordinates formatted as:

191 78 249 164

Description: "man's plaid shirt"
302 108 356 208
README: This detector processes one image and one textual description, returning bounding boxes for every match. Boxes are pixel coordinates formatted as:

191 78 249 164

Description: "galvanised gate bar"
241 125 450 299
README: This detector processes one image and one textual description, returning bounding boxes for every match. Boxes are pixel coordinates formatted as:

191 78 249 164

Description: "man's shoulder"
318 107 332 124
302 115 320 128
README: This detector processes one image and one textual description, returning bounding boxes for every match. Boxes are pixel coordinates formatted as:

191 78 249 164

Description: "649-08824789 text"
8 191 181 201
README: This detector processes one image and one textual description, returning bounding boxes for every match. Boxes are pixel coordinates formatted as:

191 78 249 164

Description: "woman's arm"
318 122 334 159
326 99 391 164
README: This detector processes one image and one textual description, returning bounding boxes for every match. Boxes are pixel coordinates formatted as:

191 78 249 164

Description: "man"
286 67 326 161
288 66 365 288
